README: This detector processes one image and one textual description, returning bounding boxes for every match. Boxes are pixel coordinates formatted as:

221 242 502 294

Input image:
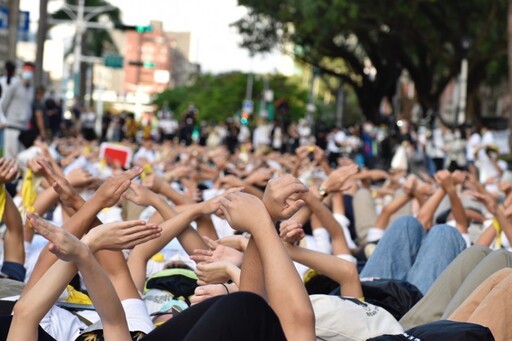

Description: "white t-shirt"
466 132 481 162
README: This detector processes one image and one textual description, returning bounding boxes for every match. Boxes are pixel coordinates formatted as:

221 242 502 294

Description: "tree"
50 0 123 104
234 0 508 123
153 72 309 124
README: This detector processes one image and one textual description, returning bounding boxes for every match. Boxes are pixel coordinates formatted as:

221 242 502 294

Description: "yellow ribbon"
21 169 39 213
0 185 6 221
66 285 93 305
493 218 502 249
100 158 107 171
140 163 153 180
20 169 41 227
151 252 165 263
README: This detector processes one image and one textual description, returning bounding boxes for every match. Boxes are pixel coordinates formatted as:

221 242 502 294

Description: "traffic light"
136 25 153 33
241 112 250 125
142 61 156 68
128 61 156 68
115 24 153 33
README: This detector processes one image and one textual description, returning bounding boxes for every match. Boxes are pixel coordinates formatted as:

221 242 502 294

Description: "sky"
20 0 292 75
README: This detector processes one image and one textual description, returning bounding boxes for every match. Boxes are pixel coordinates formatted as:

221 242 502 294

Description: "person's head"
5 61 15 76
21 63 35 86
35 86 45 99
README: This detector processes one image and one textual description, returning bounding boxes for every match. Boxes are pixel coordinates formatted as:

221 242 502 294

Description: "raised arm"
9 214 161 341
221 191 316 341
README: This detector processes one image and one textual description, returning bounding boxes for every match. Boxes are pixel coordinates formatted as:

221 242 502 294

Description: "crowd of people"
0 58 510 340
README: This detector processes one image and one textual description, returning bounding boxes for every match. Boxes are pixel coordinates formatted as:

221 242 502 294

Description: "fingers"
37 158 58 184
123 230 162 249
281 199 305 218
122 166 143 181
28 213 55 237
202 236 218 250
0 159 17 181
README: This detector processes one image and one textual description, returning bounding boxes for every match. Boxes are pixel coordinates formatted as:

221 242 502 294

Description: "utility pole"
48 1 115 104
7 0 20 61
35 0 49 88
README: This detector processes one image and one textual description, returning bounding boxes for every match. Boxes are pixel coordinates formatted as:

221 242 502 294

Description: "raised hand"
244 169 272 187
123 182 160 207
0 158 18 183
26 158 43 176
470 191 498 215
66 168 94 188
28 212 89 262
195 261 234 285
142 173 165 194
216 235 249 251
218 175 245 189
220 192 271 232
190 236 243 266
295 145 311 161
435 170 455 192
37 158 82 209
321 164 359 193
198 186 244 216
81 219 162 253
190 284 231 305
262 175 308 221
279 219 305 245
92 166 143 208
498 180 512 194
313 145 326 163
451 170 467 186
164 165 193 181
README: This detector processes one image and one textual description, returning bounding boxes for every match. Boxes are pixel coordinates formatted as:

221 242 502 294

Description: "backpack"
367 320 494 341
143 268 198 307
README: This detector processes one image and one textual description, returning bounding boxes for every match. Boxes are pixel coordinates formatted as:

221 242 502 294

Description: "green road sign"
104 54 124 68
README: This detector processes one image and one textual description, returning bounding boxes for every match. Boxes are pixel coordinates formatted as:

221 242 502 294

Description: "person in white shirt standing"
464 124 481 177
1 63 35 159
0 61 18 157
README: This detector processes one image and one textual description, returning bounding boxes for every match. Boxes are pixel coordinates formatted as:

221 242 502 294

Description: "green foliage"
234 0 508 122
153 72 309 124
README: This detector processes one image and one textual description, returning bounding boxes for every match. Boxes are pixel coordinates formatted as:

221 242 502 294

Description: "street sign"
0 7 30 33
104 54 124 68
0 6 8 30
242 99 254 114
19 11 29 34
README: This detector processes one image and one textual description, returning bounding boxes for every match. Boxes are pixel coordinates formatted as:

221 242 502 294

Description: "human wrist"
74 244 94 264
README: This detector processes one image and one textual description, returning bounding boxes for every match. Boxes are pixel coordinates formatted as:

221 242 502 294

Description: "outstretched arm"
9 214 161 341
24 166 142 294
439 171 468 234
222 178 315 341
0 159 24 268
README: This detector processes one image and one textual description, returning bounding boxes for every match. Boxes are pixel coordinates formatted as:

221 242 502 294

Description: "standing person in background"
465 124 481 177
101 110 112 142
444 127 467 172
31 86 48 142
44 91 62 139
1 62 35 158
0 61 17 156
80 107 97 142
428 118 447 172
287 121 300 153
180 104 197 146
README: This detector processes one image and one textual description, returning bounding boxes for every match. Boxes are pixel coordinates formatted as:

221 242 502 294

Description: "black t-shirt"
31 98 47 134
